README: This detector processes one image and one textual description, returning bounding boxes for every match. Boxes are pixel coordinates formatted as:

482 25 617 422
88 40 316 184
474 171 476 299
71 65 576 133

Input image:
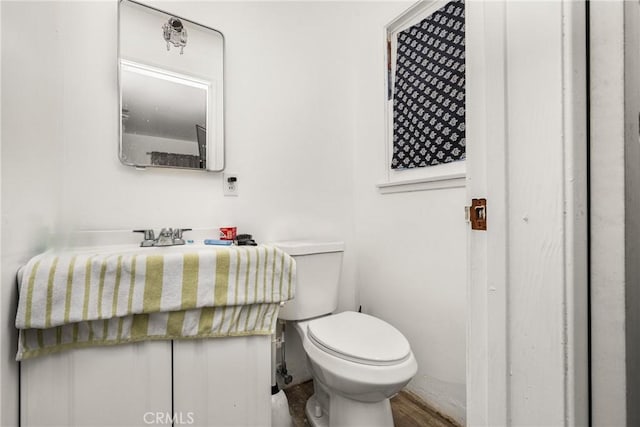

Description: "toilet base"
305 392 394 427
305 395 329 427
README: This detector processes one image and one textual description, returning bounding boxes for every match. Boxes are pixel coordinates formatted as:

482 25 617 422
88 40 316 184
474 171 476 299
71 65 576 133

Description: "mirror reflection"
121 62 209 169
118 0 224 171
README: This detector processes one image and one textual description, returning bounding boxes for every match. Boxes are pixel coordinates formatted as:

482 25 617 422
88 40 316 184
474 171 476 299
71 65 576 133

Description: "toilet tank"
272 241 344 321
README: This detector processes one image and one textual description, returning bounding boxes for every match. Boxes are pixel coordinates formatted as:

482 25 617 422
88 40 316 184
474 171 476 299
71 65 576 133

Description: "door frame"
466 1 589 425
588 1 640 425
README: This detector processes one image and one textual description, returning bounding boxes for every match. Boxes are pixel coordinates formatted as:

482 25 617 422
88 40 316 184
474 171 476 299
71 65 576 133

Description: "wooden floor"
283 380 460 427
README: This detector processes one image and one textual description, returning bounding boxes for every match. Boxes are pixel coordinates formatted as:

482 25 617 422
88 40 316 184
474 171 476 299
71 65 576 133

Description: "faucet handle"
133 229 155 240
172 228 192 244
173 228 192 238
133 229 155 247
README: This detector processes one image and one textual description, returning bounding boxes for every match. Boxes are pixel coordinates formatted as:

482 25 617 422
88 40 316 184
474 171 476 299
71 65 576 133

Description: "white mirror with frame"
118 0 224 171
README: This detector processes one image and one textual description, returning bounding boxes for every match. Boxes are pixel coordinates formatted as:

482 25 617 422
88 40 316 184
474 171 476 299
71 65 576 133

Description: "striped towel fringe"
15 245 295 360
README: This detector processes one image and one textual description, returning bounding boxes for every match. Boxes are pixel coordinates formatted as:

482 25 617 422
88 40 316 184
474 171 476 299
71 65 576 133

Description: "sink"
15 239 295 361
48 242 236 257
17 243 237 284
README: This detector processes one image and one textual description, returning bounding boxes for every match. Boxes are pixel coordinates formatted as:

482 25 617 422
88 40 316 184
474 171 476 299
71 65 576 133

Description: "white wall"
350 2 467 424
1 3 67 425
1 1 361 424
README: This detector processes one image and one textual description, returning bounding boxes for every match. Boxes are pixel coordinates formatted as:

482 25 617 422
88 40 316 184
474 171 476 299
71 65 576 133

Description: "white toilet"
274 241 417 427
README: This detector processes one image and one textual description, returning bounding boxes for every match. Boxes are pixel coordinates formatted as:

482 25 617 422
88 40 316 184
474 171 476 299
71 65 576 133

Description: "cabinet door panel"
21 342 172 427
173 336 271 427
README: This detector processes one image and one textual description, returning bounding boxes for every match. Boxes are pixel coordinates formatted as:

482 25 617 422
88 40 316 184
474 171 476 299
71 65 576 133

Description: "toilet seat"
306 311 411 366
297 313 418 404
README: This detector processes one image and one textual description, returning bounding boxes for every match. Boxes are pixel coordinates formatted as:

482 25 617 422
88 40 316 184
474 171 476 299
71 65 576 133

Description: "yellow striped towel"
15 245 295 360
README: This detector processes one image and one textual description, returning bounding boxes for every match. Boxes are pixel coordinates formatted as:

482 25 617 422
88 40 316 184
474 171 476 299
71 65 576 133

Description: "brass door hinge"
466 198 487 231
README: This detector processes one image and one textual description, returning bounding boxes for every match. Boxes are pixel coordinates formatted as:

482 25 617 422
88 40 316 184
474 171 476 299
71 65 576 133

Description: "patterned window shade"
391 0 465 170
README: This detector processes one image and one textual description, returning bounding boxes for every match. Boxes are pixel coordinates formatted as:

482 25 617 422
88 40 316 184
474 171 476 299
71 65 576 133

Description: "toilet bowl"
272 240 418 427
295 312 417 427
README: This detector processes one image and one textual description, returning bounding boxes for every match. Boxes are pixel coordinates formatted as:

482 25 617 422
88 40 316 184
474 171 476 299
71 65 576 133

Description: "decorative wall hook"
162 17 187 54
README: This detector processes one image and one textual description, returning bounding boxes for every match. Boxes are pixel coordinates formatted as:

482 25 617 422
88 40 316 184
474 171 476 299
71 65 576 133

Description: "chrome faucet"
155 228 174 246
133 228 192 247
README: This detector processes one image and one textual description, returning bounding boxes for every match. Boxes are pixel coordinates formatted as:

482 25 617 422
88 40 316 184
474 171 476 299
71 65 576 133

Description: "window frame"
378 0 466 194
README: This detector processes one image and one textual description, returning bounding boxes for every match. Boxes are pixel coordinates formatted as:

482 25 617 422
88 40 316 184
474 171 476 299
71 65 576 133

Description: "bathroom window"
379 0 466 194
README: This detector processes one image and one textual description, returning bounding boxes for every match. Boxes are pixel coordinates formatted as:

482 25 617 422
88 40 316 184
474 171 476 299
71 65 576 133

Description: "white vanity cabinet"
20 336 271 427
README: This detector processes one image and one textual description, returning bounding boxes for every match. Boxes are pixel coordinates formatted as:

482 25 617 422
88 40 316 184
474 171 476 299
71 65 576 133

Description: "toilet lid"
307 311 411 366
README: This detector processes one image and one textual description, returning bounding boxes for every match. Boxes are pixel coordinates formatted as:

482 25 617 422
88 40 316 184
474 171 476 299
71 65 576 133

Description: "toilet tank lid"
271 240 344 256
